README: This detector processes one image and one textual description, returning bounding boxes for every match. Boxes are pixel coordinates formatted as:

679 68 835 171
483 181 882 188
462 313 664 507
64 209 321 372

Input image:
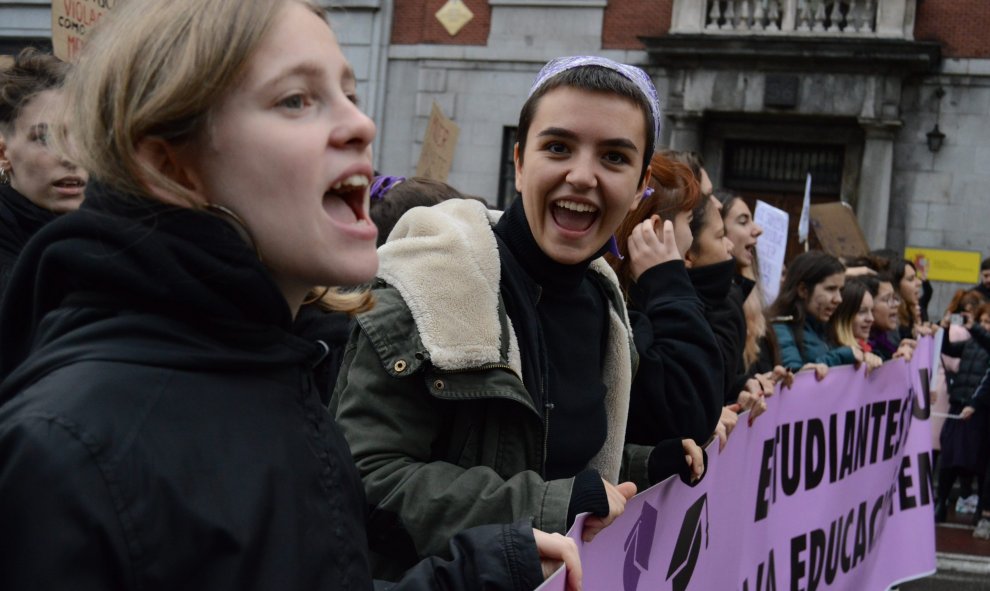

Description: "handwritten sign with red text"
52 0 117 62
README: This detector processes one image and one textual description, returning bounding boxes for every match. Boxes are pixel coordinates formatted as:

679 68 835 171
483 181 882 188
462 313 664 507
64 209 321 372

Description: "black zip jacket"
0 183 542 591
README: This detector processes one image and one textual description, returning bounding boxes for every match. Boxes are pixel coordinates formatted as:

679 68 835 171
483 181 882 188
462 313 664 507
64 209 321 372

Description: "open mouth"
324 174 371 225
551 199 599 232
52 177 86 194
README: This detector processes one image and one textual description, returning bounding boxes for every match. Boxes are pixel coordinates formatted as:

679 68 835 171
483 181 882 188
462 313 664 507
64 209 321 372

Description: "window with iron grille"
497 126 518 209
723 140 844 194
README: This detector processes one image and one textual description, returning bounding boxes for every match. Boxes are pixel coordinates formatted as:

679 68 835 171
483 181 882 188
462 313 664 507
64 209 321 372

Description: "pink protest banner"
541 338 936 591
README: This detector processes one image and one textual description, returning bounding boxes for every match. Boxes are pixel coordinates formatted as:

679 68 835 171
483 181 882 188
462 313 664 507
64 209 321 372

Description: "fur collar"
377 199 632 481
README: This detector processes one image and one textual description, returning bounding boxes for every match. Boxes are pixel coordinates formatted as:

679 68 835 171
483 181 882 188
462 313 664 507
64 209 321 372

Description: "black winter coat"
0 183 57 299
943 327 990 406
687 260 752 405
624 260 722 447
0 185 543 591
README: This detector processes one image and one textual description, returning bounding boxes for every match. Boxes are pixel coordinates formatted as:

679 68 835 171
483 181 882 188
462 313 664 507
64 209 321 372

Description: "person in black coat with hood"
607 153 722 459
0 48 87 297
0 1 580 590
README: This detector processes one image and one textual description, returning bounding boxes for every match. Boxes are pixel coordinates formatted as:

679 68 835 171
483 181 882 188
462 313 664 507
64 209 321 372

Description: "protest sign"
415 102 460 182
798 172 811 245
52 0 117 62
904 247 981 284
809 202 869 259
540 338 936 591
754 200 789 306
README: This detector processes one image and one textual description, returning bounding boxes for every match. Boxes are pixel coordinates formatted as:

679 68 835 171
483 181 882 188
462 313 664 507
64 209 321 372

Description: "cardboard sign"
809 202 869 259
415 102 460 182
904 247 981 284
52 0 118 62
753 200 789 306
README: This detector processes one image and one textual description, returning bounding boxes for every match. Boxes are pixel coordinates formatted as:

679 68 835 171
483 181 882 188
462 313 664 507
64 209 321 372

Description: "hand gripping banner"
541 337 937 591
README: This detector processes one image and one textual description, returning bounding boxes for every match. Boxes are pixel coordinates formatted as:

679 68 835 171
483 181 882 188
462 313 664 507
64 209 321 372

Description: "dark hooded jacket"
624 259 723 447
0 183 543 591
686 260 752 405
0 183 58 298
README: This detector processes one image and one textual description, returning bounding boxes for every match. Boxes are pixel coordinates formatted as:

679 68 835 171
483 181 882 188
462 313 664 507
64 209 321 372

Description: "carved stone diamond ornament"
435 0 474 37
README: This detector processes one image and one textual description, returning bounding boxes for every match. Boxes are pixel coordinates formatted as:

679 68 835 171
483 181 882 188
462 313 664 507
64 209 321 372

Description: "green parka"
330 199 653 580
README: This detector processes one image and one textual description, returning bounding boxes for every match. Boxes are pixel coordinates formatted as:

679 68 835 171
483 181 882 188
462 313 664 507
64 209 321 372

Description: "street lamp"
926 124 945 153
927 86 946 153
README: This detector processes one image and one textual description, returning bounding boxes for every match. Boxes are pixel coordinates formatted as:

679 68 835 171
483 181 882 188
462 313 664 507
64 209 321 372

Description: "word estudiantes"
754 394 916 522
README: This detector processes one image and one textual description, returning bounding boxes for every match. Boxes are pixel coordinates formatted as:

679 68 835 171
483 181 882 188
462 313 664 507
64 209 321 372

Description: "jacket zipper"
542 400 553 477
432 358 552 475
537 282 551 478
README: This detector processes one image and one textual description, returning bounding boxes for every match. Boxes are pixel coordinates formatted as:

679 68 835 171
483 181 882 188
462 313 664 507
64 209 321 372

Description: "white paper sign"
754 200 789 306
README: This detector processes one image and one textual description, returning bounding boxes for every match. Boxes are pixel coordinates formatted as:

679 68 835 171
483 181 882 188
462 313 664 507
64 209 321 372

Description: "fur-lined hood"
375 198 635 482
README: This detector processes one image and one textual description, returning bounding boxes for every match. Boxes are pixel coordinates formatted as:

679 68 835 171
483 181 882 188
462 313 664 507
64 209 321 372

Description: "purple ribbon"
370 175 406 201
609 235 624 260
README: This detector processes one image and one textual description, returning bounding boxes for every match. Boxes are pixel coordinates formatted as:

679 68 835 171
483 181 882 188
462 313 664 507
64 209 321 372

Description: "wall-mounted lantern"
926 124 945 153
927 86 946 153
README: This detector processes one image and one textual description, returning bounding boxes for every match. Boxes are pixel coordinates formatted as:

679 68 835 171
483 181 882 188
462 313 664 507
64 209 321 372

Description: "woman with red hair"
608 153 722 460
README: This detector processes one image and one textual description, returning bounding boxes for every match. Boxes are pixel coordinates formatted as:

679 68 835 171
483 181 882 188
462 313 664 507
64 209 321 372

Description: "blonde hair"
58 0 323 207
742 286 767 369
57 0 372 314
307 287 375 316
829 278 871 349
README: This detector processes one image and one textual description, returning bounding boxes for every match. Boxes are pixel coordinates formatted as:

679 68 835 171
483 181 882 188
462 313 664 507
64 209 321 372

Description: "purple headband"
370 175 406 201
528 56 662 143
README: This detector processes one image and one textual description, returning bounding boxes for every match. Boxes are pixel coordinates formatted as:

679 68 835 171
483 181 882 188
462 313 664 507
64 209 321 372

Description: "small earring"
0 167 9 184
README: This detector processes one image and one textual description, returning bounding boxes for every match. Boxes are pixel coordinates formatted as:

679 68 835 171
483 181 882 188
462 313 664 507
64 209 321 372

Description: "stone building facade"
380 0 990 312
2 0 988 311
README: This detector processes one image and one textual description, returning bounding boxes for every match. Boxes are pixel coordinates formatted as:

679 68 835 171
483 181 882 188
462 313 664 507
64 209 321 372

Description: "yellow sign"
52 0 118 62
435 0 474 37
904 247 981 284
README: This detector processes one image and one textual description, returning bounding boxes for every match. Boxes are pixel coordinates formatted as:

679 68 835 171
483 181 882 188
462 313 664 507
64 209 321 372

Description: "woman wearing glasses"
866 275 916 361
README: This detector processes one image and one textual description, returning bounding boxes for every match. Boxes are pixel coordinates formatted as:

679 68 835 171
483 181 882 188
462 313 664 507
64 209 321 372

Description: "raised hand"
628 216 681 282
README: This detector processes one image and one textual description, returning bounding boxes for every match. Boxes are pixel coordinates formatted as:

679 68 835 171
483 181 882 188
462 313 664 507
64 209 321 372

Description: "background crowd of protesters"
0 0 984 588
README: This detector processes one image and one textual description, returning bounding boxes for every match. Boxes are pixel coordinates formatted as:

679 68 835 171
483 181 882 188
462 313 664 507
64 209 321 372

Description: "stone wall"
890 58 990 316
378 1 653 203
327 1 391 170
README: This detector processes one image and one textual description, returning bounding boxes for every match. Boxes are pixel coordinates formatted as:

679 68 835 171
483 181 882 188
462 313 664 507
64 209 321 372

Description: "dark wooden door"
721 140 844 264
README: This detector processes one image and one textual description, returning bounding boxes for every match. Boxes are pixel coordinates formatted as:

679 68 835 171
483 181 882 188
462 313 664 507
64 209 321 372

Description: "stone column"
666 111 704 155
855 119 901 249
